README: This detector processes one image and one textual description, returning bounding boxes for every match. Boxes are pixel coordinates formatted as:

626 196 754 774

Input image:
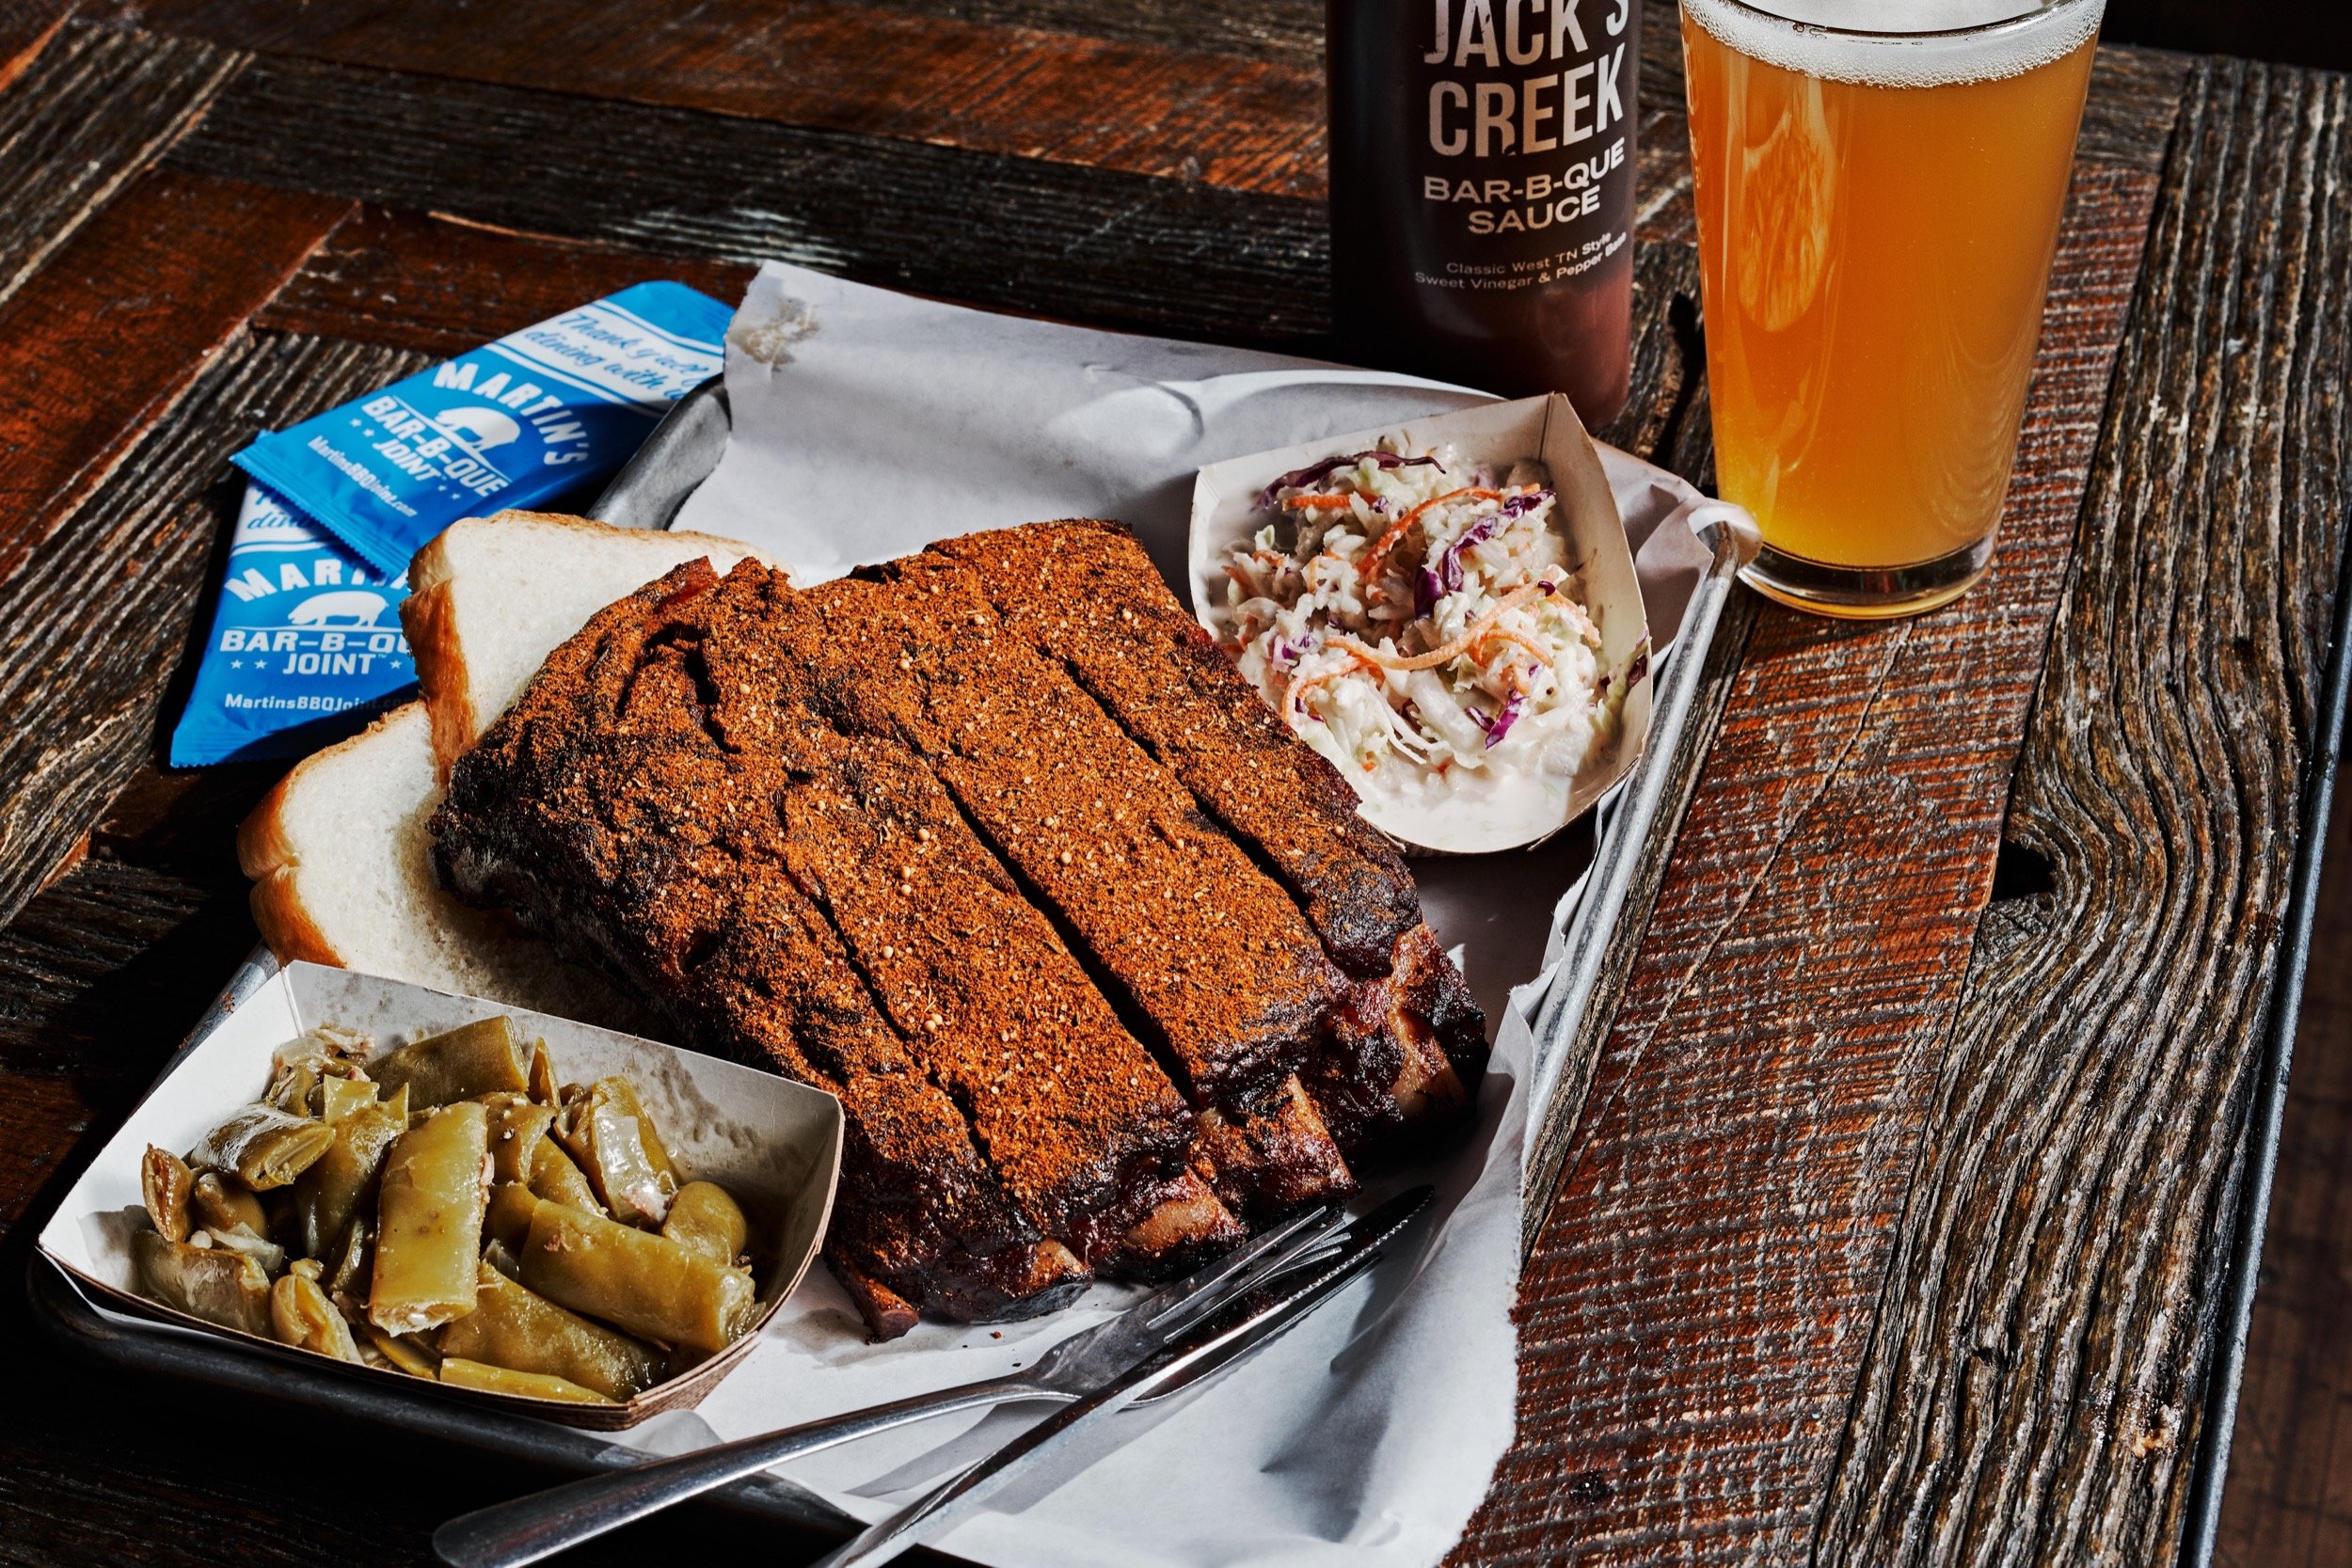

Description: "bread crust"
403 510 783 777
236 703 435 966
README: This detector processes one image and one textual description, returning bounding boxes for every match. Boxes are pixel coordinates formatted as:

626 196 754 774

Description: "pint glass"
1681 0 2103 617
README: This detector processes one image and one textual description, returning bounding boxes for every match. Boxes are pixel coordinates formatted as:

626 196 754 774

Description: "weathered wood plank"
0 330 421 942
0 23 243 305
0 167 346 581
0 0 72 90
125 0 1327 197
829 0 1327 65
1451 155 2165 1564
2213 784 2352 1568
165 52 1333 350
1813 58 2352 1568
256 207 757 357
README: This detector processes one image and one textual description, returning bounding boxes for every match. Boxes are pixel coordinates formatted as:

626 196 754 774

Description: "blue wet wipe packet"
169 485 415 767
231 281 732 578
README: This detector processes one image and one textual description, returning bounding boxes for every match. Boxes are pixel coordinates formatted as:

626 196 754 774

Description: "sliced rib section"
929 522 1491 1140
771 559 1343 1118
930 520 1423 977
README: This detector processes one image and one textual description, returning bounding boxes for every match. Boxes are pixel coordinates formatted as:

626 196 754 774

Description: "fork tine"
1137 1201 1345 1330
1028 1200 1347 1380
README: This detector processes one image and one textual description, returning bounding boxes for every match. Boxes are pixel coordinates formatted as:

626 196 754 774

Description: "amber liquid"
1683 13 2094 610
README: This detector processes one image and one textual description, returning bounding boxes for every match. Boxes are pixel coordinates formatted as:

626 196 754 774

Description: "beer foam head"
1681 0 2103 87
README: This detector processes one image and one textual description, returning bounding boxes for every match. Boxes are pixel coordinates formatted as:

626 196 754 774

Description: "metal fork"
434 1201 1346 1568
809 1185 1433 1568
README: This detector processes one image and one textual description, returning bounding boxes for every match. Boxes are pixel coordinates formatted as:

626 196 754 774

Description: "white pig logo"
288 590 390 628
433 405 523 451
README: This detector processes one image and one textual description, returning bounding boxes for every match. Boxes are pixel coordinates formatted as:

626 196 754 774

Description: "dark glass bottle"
1327 0 1640 428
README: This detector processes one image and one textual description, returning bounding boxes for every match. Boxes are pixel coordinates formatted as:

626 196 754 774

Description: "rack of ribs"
432 522 1487 1337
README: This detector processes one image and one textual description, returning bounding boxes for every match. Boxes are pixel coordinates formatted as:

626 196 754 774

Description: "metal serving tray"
29 373 1750 1538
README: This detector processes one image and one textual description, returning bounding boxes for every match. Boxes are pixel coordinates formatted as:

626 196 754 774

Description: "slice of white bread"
405 510 777 771
240 512 778 1026
236 703 643 1025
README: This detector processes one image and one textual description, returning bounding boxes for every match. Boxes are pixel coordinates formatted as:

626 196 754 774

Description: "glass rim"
1690 0 2102 46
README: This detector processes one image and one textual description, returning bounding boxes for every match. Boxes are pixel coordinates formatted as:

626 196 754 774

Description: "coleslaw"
1219 441 1627 826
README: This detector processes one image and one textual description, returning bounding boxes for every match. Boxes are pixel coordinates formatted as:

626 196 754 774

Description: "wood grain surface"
0 5 2339 1567
254 206 758 358
1814 58 2352 1568
0 167 344 577
165 51 1335 350
1453 149 2167 1566
123 0 1331 197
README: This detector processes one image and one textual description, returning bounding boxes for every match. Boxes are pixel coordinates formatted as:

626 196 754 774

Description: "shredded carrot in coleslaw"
1282 649 1375 721
1355 487 1504 580
1333 581 1553 673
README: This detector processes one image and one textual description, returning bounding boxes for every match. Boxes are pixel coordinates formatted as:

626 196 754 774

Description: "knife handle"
432 1374 1046 1568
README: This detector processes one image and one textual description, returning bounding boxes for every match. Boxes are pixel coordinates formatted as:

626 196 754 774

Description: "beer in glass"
1681 0 2102 617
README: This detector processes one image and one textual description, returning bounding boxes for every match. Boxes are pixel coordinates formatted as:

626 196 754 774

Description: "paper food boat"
38 961 843 1431
1188 392 1653 854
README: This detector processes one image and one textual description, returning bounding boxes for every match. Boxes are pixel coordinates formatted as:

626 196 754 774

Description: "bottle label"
1409 0 1637 294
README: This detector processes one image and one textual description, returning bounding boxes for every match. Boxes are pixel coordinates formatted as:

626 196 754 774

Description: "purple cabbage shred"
1484 690 1527 749
1256 450 1440 510
1434 517 1497 594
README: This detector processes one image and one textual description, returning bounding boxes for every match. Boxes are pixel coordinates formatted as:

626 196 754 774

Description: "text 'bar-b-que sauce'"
1328 0 1640 428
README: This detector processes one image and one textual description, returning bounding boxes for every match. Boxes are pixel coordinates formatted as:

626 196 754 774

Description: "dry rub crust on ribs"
434 527 1487 1335
430 562 1233 1329
930 520 1424 977
930 522 1490 1130
769 559 1343 1118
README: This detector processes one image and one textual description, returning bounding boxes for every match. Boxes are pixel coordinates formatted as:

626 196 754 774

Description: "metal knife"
807 1185 1435 1568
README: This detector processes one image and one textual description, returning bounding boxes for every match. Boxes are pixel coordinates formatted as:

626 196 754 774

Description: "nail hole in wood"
1989 840 2056 903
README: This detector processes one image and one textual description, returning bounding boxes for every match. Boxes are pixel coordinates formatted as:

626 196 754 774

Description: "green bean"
134 1231 271 1337
270 1273 362 1362
517 1200 756 1354
525 1139 606 1216
289 1085 409 1258
437 1357 615 1404
199 1224 286 1277
438 1260 667 1400
190 1171 269 1239
362 1322 440 1378
484 1094 555 1185
485 1180 542 1252
554 1077 677 1227
318 1075 380 1123
369 1101 489 1334
326 1214 373 1300
370 1016 530 1108
141 1146 194 1243
661 1181 749 1267
188 1103 335 1191
528 1040 559 1106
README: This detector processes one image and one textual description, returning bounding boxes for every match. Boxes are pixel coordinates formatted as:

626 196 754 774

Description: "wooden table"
0 4 2344 1564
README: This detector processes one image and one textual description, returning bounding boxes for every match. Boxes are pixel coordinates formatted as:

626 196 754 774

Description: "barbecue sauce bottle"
1328 0 1640 428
